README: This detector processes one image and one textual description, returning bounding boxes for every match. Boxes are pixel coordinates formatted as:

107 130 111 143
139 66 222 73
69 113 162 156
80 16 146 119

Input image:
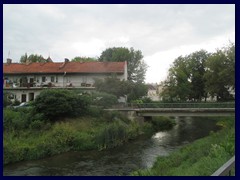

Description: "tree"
71 56 97 62
20 53 28 63
91 92 118 108
94 76 131 98
161 43 235 102
33 89 90 120
20 53 51 63
161 50 210 102
187 50 210 101
98 47 148 83
94 77 148 102
161 56 192 101
204 43 235 101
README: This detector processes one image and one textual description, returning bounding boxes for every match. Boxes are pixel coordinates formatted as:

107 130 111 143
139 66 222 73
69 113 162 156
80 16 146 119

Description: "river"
3 117 220 176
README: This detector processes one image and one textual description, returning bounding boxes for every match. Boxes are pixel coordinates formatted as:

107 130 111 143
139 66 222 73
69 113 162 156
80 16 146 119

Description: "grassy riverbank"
3 108 175 165
132 117 235 176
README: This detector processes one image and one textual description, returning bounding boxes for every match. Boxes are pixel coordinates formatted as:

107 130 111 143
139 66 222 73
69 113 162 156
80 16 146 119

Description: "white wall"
5 73 126 88
7 89 42 102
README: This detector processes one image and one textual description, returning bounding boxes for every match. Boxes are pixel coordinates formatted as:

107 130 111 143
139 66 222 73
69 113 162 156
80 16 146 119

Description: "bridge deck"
105 108 235 117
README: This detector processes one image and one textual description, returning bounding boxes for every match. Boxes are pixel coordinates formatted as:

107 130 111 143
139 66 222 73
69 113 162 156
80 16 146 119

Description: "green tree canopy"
98 47 147 83
204 43 235 101
161 43 235 102
20 53 52 63
71 56 97 62
94 77 148 102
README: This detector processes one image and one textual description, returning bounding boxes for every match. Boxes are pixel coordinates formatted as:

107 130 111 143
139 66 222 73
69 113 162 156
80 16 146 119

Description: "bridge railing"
127 102 235 109
211 156 235 176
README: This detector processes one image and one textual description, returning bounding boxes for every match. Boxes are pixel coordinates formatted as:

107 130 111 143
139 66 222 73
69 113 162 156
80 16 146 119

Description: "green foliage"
204 43 235 101
94 77 130 97
99 47 147 83
71 56 97 62
127 82 148 102
132 117 235 176
32 89 91 120
94 77 148 101
20 53 51 63
161 43 235 102
141 97 153 103
102 111 129 123
91 92 118 108
12 99 21 106
3 109 28 131
4 113 154 165
86 106 103 117
3 92 12 107
95 120 128 150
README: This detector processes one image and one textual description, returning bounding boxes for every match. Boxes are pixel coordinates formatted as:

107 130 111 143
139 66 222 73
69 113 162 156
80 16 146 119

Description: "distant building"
3 59 128 103
147 83 163 101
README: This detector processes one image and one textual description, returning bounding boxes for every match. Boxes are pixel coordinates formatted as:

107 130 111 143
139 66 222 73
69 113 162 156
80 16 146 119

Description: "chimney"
59 58 69 69
7 58 12 64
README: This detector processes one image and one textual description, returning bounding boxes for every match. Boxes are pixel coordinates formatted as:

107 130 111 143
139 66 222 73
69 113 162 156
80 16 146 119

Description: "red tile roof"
3 61 126 74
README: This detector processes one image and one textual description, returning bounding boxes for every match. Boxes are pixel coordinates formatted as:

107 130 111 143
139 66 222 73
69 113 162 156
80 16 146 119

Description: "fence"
127 102 235 109
211 156 235 176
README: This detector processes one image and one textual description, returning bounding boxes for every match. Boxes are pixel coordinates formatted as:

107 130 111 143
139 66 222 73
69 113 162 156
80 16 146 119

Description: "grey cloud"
3 4 234 61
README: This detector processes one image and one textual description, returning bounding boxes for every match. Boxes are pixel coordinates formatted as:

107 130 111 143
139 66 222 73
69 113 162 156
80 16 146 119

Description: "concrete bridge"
105 102 235 118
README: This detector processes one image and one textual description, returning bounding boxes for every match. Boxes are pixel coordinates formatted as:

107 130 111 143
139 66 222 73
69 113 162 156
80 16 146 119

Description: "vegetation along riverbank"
132 116 235 176
3 89 175 165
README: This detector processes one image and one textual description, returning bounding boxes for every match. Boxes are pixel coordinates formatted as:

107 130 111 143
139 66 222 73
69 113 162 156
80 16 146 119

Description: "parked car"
13 102 31 109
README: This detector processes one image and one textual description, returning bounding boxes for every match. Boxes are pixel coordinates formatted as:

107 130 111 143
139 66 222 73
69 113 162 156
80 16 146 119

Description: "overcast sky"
3 4 235 83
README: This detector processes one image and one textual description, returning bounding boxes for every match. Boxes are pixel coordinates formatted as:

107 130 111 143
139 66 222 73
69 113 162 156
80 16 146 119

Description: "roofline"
3 72 124 75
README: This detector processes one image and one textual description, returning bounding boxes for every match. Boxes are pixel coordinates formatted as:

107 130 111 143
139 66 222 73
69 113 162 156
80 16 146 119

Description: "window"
42 77 46 82
51 76 55 82
56 76 58 83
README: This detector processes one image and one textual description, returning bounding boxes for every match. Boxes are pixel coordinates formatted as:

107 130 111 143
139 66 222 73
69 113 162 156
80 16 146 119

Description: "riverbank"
3 109 175 165
132 117 235 176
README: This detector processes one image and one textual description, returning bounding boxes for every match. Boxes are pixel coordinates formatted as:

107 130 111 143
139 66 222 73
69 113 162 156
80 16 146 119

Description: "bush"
30 120 45 130
102 111 129 123
33 89 91 121
87 106 103 117
91 92 118 108
12 99 21 106
3 109 28 131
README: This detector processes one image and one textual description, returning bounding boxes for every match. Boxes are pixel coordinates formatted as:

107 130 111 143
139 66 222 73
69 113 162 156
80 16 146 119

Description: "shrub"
32 89 91 121
87 106 103 117
91 92 118 108
3 109 28 131
30 120 45 130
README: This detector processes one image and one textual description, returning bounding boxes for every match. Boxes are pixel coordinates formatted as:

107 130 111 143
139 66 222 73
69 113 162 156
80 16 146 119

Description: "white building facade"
3 59 128 103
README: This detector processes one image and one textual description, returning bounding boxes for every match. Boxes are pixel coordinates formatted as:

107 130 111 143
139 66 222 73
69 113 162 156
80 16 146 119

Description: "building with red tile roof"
3 59 128 102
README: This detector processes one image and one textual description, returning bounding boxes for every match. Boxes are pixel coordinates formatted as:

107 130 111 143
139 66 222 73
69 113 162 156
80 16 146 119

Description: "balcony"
3 81 95 90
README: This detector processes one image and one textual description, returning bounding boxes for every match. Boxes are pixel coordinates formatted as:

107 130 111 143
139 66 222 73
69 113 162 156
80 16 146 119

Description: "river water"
3 117 220 176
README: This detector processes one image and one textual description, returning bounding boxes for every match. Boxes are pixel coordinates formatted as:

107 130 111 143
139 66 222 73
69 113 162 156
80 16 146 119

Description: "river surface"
3 117 220 176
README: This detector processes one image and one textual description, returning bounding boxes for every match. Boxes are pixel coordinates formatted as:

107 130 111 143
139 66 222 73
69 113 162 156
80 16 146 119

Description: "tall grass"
3 109 176 165
3 114 155 165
